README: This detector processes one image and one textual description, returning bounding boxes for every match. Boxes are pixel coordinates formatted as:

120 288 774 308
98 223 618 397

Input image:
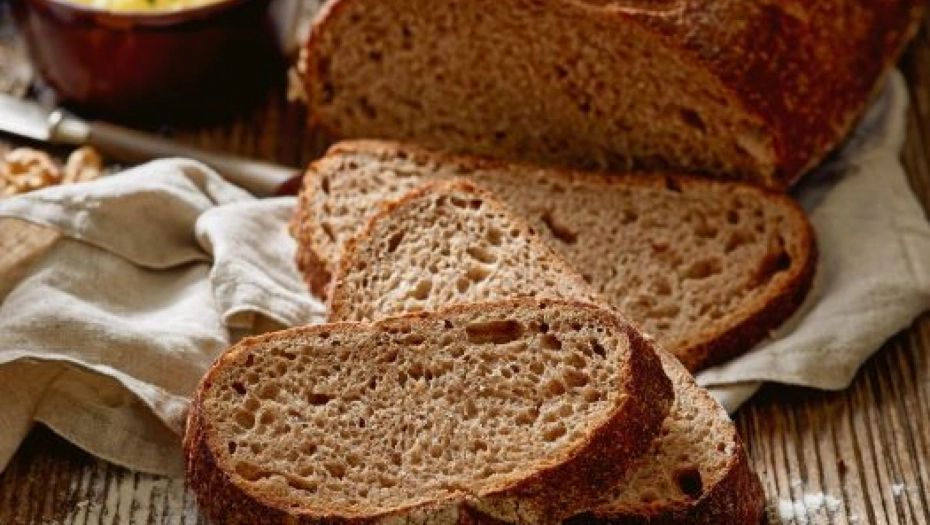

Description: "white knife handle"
49 110 299 197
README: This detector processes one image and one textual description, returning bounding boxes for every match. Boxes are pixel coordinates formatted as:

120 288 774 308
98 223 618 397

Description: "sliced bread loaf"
301 0 923 188
290 140 817 372
328 179 602 322
328 181 765 524
185 298 673 525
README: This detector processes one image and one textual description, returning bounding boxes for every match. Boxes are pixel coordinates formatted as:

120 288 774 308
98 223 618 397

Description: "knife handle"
50 111 301 197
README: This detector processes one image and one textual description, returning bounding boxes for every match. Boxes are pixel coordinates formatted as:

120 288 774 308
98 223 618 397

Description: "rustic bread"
300 0 923 188
290 140 817 372
329 179 602 321
328 181 765 524
185 298 673 525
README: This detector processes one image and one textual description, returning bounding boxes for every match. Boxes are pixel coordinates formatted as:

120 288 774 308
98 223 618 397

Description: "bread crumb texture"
201 303 630 518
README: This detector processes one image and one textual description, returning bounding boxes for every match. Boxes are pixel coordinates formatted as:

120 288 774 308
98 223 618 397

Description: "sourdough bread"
301 0 923 188
328 181 765 524
185 299 673 525
329 179 602 322
290 140 817 372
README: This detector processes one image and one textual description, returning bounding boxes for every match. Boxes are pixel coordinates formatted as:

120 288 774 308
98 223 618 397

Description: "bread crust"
289 164 336 298
292 139 818 372
566 438 764 525
302 0 924 187
185 298 674 525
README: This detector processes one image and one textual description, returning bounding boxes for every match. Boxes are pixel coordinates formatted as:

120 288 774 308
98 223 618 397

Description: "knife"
0 93 304 197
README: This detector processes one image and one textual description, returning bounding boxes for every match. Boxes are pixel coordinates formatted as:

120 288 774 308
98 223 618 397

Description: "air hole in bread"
563 369 589 388
540 211 579 244
674 466 704 498
545 378 566 396
234 411 255 430
665 177 683 193
590 340 607 359
678 108 707 133
320 176 331 195
542 423 568 442
456 278 471 294
409 280 433 301
227 441 238 454
726 209 739 225
308 393 335 406
540 334 562 350
465 320 524 344
286 476 318 493
231 382 246 396
753 239 793 285
325 462 347 479
682 258 722 280
466 264 492 282
515 407 540 426
466 246 497 264
235 462 271 482
386 231 405 253
321 222 336 242
256 384 280 401
259 411 276 426
486 226 504 246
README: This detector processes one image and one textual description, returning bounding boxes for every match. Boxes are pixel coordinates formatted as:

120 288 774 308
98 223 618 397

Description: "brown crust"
302 0 925 188
291 139 819 373
185 298 673 525
597 0 926 187
289 161 337 298
326 178 605 321
567 437 765 525
676 208 818 371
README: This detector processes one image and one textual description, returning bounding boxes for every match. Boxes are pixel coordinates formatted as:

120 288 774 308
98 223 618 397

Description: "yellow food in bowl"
65 0 229 12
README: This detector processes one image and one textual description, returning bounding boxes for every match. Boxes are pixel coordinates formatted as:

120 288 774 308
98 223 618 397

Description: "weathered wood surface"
0 7 928 525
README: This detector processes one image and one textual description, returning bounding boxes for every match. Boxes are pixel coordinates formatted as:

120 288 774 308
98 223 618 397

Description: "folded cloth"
0 72 927 477
0 160 326 476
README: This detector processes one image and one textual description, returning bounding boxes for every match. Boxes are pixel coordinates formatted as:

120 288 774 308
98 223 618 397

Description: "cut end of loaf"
186 299 670 524
304 0 778 185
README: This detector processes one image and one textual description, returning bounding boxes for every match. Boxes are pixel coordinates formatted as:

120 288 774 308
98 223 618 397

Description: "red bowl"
12 0 292 124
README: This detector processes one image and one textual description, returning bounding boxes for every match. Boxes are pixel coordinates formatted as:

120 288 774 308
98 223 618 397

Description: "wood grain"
0 8 928 525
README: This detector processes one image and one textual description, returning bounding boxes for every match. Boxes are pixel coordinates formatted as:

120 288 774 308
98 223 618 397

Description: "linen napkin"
0 71 927 477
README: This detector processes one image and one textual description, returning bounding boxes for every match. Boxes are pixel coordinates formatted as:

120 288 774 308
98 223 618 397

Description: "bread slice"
567 353 765 525
328 179 603 322
301 0 923 188
185 298 673 525
328 181 765 524
290 140 817 372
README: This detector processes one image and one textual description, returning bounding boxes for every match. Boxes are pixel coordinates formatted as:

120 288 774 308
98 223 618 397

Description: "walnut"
0 148 63 196
63 146 103 184
0 146 105 197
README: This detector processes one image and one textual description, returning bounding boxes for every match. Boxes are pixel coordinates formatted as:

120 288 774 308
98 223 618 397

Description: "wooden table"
0 8 928 525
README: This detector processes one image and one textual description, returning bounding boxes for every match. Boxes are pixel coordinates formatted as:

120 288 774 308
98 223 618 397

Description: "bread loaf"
185 299 673 525
291 140 817 372
300 0 923 188
328 181 765 524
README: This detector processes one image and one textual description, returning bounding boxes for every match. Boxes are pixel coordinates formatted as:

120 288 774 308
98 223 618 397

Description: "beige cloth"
0 72 927 477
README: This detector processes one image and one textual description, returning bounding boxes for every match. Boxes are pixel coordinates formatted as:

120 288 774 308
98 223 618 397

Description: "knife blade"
0 93 302 197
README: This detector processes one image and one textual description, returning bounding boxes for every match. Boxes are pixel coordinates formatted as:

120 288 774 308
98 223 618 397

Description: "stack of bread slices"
184 138 821 524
